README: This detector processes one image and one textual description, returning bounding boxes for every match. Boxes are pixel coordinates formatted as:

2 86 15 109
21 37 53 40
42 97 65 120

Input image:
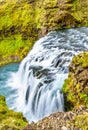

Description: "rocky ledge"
23 106 88 130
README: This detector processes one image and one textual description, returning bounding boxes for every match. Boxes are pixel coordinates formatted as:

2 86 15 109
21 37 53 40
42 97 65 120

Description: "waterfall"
6 27 88 122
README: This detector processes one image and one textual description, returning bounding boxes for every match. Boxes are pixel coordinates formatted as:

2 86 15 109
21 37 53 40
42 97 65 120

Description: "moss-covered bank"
63 52 88 110
0 95 27 130
0 0 38 66
0 0 88 65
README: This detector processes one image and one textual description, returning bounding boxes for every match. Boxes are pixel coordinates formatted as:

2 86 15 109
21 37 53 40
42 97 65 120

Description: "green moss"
0 34 33 66
0 0 88 66
74 113 88 129
0 0 38 66
0 35 28 55
63 52 88 110
71 0 88 26
72 52 88 68
0 95 27 130
63 77 88 109
65 108 88 130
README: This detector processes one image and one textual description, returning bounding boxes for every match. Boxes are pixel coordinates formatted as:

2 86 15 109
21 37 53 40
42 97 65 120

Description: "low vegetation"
63 52 88 110
0 0 88 65
0 95 27 130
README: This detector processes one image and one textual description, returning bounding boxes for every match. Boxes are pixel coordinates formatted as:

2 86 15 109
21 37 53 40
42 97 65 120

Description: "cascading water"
3 27 88 122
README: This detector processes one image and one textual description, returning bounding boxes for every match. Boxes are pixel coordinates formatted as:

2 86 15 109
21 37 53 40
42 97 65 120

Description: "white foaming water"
6 27 88 122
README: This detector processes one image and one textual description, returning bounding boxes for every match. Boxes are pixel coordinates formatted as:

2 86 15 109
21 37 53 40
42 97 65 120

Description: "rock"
0 0 88 65
84 86 88 94
62 126 68 130
23 106 88 130
63 52 88 110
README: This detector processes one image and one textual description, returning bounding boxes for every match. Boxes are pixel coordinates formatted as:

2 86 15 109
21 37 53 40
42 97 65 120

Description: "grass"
0 0 37 66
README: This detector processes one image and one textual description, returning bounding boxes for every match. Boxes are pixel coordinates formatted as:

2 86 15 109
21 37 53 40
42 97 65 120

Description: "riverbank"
0 95 27 130
0 0 88 66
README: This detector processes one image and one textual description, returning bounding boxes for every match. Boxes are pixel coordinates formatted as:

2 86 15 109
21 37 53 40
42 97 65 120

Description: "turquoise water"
0 63 19 97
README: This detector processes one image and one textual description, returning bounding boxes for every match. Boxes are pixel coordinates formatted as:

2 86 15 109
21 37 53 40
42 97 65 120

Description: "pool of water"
0 63 19 96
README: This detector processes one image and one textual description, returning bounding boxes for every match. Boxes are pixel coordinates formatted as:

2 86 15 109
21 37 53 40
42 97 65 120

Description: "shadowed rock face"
0 0 88 65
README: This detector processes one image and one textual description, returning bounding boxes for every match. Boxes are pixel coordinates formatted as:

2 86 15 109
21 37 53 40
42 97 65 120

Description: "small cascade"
6 27 88 122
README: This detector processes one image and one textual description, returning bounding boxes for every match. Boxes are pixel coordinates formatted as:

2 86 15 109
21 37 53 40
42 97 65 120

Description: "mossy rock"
23 106 88 130
63 52 88 110
0 95 27 130
0 0 88 66
0 0 38 66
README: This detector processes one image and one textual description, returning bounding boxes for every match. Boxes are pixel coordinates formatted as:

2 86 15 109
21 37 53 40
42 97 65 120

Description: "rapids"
0 27 88 122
